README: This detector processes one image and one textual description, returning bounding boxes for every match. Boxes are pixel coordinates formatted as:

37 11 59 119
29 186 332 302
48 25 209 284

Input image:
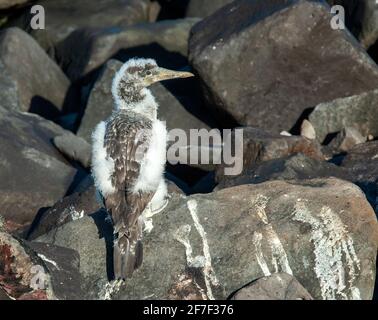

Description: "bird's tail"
113 220 143 280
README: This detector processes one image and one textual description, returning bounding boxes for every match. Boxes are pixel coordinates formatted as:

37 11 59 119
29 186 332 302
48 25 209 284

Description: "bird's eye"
146 70 152 76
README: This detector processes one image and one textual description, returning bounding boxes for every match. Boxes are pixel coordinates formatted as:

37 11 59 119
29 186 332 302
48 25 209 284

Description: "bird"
91 58 194 280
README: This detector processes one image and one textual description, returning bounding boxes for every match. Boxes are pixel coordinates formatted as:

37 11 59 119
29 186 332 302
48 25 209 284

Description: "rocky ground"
0 0 378 300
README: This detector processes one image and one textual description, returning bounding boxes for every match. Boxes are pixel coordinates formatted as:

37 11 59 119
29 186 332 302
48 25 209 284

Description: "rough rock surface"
7 0 151 52
57 18 200 81
0 0 29 9
231 273 313 300
0 231 85 300
53 133 92 169
77 59 210 143
0 231 53 299
186 0 233 18
189 0 378 133
0 108 76 234
35 179 378 300
28 185 101 240
215 127 324 182
340 141 378 213
28 175 184 240
309 89 378 143
327 0 378 48
26 241 86 300
35 212 111 299
215 151 378 214
326 127 367 154
0 28 71 119
216 153 349 190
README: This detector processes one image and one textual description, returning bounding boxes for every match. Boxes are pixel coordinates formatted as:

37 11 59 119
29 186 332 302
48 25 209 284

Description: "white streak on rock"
187 199 219 300
293 202 361 300
252 232 271 276
252 195 269 224
174 224 205 268
142 196 169 233
251 195 293 275
69 206 84 221
38 254 59 270
99 279 124 300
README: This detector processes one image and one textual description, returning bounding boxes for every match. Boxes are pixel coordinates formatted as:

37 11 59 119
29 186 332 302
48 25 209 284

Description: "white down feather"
91 121 116 196
132 119 167 193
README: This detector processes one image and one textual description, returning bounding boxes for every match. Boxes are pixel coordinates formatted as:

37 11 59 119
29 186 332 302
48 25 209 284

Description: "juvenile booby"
91 58 194 280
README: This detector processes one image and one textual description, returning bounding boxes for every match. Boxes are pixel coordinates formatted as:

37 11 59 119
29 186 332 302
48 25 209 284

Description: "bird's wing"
104 114 154 232
103 114 155 278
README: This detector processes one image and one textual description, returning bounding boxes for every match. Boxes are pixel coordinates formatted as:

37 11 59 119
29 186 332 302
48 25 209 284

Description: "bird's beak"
149 67 195 85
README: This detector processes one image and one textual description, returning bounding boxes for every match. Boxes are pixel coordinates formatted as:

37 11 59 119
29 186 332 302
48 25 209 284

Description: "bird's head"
112 58 194 114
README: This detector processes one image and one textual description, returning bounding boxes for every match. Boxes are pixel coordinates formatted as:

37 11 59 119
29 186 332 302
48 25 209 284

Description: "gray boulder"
186 0 234 18
7 0 152 53
309 89 378 143
189 0 378 133
231 273 313 300
53 133 92 169
36 179 378 300
77 59 210 143
56 18 200 81
0 108 76 234
0 27 70 119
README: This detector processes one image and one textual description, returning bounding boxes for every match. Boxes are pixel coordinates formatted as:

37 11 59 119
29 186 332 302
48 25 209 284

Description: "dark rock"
189 0 378 133
56 18 200 81
326 127 366 154
309 89 378 143
0 287 11 300
36 179 378 300
7 0 151 53
0 0 30 9
231 273 313 300
77 59 211 143
340 141 378 213
53 133 92 169
26 241 86 300
35 213 111 299
216 153 349 190
216 151 378 215
0 107 76 234
186 0 233 18
215 127 324 183
28 185 101 240
327 0 378 48
0 28 71 119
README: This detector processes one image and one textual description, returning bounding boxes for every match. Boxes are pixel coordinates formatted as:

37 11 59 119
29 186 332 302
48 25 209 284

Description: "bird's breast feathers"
91 114 167 197
132 119 167 193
